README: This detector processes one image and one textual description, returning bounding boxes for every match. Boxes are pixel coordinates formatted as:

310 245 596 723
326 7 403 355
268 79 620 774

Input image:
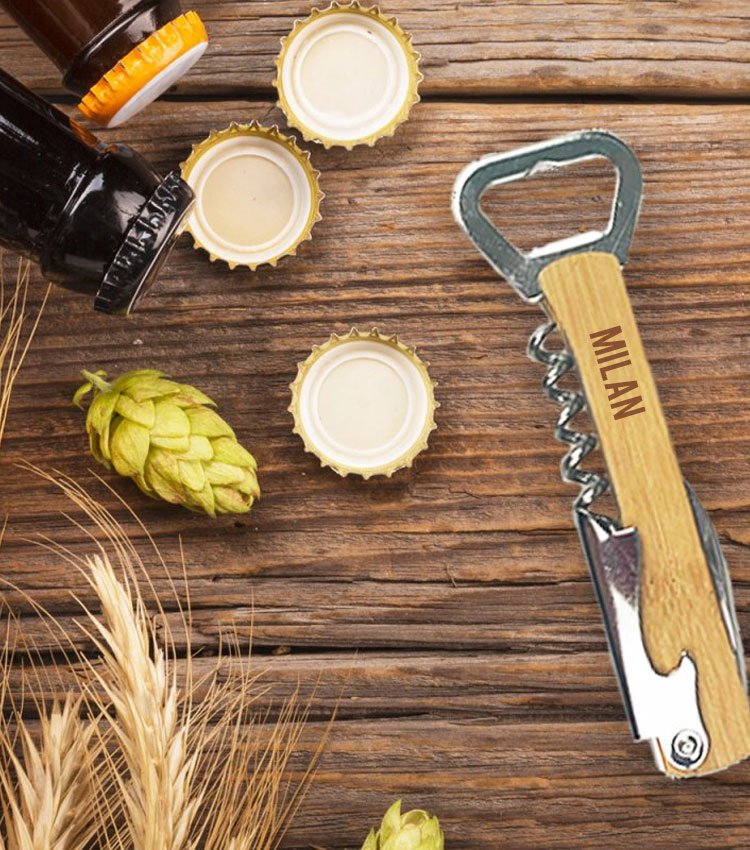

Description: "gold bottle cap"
79 11 209 128
289 328 437 478
275 2 422 149
180 122 323 270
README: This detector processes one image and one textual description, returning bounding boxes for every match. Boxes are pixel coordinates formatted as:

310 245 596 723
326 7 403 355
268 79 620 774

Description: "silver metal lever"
451 130 643 302
576 510 708 773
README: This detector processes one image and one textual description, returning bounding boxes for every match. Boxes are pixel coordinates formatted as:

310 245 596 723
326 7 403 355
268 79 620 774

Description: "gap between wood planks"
33 90 750 108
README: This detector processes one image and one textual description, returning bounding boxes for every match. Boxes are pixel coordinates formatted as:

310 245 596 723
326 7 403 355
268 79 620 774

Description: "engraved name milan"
589 325 646 420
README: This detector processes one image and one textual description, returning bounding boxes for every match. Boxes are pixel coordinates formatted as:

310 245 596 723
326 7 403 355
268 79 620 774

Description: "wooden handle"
539 251 750 776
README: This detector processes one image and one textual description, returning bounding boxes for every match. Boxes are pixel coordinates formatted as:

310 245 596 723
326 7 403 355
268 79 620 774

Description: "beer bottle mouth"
95 171 194 315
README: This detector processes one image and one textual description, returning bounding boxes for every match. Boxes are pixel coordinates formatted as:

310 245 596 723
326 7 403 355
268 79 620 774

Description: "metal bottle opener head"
451 130 750 777
451 130 642 301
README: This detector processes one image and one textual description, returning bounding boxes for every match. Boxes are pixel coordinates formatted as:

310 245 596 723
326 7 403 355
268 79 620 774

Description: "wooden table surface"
3 2 750 847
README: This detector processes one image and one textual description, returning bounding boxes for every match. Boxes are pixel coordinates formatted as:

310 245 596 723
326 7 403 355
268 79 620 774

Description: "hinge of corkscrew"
451 130 748 775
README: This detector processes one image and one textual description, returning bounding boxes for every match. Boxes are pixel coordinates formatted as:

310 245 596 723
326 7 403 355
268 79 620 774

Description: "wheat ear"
0 695 97 850
82 553 200 850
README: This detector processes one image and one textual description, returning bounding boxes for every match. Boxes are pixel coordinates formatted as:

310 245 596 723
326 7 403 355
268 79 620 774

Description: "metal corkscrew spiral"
526 320 609 511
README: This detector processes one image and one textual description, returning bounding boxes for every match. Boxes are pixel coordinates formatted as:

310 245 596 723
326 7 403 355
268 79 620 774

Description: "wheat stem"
0 258 48 454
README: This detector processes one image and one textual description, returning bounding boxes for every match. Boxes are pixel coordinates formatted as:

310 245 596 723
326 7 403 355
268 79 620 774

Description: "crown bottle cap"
179 122 323 270
289 328 437 478
275 2 421 149
78 12 209 128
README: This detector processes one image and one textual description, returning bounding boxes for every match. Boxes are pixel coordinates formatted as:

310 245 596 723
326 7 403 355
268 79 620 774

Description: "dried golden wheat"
82 553 201 850
0 696 97 850
1 469 331 850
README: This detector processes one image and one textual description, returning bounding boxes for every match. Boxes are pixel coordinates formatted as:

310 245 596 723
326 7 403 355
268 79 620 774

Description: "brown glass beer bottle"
0 0 208 126
0 67 194 314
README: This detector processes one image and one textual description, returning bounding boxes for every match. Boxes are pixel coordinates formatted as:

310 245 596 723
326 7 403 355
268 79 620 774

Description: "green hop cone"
73 369 259 517
361 801 444 850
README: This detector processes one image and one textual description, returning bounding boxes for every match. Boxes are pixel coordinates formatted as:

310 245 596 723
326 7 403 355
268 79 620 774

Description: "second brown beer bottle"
0 0 208 127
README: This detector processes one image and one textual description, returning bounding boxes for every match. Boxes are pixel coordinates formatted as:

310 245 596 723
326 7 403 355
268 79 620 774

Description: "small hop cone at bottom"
361 800 444 850
73 369 260 517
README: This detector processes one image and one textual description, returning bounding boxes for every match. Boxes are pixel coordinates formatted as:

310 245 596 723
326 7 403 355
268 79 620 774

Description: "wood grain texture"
3 1 750 98
2 43 750 850
541 251 750 776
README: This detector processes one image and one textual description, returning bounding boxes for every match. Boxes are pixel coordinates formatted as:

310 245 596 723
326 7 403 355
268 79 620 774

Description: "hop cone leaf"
361 801 444 850
73 369 260 517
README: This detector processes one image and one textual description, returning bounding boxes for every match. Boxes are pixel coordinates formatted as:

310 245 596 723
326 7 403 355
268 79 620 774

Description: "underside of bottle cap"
275 2 421 149
289 328 437 478
180 122 323 270
78 11 209 128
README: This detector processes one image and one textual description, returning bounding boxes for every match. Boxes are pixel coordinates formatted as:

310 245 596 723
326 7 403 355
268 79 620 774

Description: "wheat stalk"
80 556 329 850
0 695 97 850
0 258 47 453
0 620 12 850
81 553 200 850
0 581 102 850
5 470 332 850
0 252 73 850
200 668 327 850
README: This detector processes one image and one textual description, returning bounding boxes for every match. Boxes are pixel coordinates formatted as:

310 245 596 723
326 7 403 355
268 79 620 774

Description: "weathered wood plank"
4 570 750 656
2 650 625 721
287 716 750 849
3 1 750 98
1 578 610 653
